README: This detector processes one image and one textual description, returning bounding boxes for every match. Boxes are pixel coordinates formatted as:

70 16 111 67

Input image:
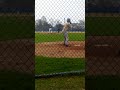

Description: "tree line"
35 16 85 32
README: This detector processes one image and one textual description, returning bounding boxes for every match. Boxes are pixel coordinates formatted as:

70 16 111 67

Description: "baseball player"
61 18 72 47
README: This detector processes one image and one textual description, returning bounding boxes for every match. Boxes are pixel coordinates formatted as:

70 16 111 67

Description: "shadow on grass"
36 75 85 90
0 70 34 90
86 75 120 90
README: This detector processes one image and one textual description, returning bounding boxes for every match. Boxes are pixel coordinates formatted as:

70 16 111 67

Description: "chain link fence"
0 1 34 89
35 0 85 78
86 36 120 75
86 0 120 89
35 1 85 89
0 11 34 74
2 0 120 89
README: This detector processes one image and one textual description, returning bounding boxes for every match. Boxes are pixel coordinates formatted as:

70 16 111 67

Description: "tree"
78 20 85 32
79 20 85 25
49 18 54 27
35 19 43 31
55 19 62 33
41 16 47 25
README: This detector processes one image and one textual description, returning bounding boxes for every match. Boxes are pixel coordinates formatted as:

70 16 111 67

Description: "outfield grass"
35 75 85 90
35 56 85 75
0 71 34 90
35 33 85 43
0 16 34 41
86 17 120 36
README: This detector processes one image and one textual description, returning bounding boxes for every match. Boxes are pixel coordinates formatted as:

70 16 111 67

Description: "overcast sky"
35 0 85 23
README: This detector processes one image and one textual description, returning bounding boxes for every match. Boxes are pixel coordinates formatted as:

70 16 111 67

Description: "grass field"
0 15 34 41
35 56 85 75
35 32 85 90
35 32 85 43
35 32 85 75
36 75 85 90
86 17 120 35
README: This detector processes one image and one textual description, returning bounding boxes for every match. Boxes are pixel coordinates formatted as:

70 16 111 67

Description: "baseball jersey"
62 23 71 32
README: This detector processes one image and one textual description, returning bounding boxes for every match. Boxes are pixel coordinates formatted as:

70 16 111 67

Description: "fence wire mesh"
0 13 34 73
35 0 85 78
86 0 120 89
0 1 34 89
0 12 34 74
86 36 120 75
86 0 120 75
1 0 120 89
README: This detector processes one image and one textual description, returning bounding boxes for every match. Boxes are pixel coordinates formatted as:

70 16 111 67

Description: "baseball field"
36 16 120 90
35 32 85 73
35 32 85 90
0 15 85 90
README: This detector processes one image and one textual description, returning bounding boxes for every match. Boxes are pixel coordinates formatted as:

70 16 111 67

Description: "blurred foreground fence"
86 36 120 75
86 1 120 89
0 5 35 89
0 12 34 74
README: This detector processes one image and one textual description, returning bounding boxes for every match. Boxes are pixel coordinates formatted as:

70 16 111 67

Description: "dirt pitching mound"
35 41 85 58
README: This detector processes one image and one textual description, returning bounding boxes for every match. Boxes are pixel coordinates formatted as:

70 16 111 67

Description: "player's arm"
61 24 66 33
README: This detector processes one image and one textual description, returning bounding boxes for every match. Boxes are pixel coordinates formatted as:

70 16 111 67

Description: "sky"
35 0 85 23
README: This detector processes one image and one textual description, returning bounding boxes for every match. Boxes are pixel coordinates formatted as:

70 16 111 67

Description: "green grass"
35 56 85 75
0 71 34 90
86 75 120 90
0 15 34 41
86 17 120 36
35 75 85 90
35 33 85 43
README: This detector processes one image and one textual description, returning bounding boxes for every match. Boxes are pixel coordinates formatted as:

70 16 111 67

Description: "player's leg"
64 36 66 45
63 32 66 45
65 32 68 47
